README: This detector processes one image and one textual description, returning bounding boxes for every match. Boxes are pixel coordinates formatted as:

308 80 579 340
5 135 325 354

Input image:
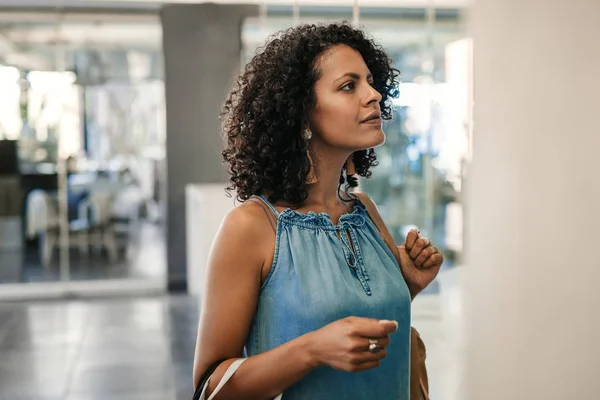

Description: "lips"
361 111 382 123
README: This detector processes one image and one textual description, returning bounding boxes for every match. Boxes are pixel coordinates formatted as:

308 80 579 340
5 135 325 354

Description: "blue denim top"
244 195 411 400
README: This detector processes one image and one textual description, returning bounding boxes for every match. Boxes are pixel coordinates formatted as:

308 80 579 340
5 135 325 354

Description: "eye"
341 81 355 92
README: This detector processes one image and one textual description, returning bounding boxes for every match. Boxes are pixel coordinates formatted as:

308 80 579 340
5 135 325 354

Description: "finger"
353 319 398 338
353 347 388 364
415 246 437 268
371 336 391 349
409 237 430 259
350 358 384 372
351 336 391 352
405 229 420 251
364 347 387 362
423 252 444 269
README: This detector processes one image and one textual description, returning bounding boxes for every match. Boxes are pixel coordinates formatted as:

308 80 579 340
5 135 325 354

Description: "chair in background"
26 189 118 266
26 189 89 266
78 192 118 261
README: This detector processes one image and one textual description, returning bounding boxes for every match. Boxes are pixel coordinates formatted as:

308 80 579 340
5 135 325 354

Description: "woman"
193 23 443 400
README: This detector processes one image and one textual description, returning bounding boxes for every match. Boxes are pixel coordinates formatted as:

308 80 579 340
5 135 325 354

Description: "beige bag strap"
353 192 401 262
200 359 283 400
247 196 278 233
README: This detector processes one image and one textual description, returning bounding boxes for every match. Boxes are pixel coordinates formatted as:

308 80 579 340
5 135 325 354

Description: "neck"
305 145 352 208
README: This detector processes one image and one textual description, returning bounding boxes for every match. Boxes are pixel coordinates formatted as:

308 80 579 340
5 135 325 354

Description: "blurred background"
1 0 596 399
1 1 468 399
0 2 469 286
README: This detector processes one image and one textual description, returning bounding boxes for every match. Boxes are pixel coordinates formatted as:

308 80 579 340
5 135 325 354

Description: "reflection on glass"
0 11 167 285
0 65 21 139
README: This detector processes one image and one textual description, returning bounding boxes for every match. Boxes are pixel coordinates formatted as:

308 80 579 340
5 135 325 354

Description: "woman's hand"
306 317 398 372
397 229 444 299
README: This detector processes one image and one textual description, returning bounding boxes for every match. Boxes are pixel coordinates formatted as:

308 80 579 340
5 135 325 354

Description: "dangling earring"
304 128 318 184
345 153 358 188
345 154 356 176
306 151 318 184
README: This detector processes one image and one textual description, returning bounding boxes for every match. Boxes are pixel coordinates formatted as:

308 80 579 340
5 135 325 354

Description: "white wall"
186 184 237 298
464 1 600 398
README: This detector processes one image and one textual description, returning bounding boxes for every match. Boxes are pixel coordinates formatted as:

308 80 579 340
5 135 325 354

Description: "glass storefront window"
0 11 166 287
0 65 21 139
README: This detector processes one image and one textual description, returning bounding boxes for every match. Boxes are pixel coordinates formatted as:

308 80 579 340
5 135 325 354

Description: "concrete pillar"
161 4 257 291
465 1 600 398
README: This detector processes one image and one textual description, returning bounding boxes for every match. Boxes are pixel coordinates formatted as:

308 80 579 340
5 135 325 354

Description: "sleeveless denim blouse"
244 195 412 400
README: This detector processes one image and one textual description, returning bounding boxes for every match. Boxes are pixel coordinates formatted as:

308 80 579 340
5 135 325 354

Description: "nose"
363 84 382 106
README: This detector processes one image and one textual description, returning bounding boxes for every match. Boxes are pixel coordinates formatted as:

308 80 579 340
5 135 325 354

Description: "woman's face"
308 44 384 152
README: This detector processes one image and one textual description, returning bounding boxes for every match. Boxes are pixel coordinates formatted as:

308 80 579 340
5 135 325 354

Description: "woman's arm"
192 202 317 399
192 201 396 400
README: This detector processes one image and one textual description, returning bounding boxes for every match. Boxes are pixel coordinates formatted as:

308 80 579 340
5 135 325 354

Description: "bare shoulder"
219 198 275 240
209 199 276 273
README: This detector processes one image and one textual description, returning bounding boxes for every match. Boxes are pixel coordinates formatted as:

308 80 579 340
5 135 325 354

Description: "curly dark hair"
221 22 400 206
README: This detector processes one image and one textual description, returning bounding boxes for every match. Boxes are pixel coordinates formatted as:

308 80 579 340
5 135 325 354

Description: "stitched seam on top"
259 217 283 292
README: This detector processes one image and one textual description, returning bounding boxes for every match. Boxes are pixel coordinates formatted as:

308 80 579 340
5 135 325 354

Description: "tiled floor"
412 290 464 400
0 295 198 400
0 289 461 400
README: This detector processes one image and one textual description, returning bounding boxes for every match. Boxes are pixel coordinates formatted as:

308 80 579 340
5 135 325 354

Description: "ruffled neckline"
278 198 367 230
